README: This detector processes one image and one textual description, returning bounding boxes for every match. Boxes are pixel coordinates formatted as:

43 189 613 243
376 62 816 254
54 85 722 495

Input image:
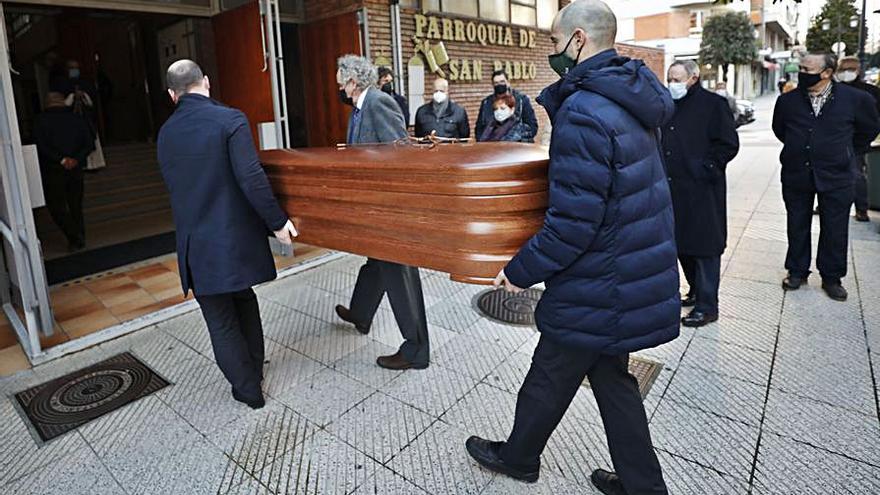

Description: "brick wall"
306 0 665 140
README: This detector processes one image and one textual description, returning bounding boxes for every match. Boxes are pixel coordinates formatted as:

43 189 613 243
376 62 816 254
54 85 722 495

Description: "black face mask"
339 89 354 106
381 82 394 94
798 71 824 91
494 84 509 96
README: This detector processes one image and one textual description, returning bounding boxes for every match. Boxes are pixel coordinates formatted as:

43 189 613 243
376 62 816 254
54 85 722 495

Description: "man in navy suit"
157 60 298 409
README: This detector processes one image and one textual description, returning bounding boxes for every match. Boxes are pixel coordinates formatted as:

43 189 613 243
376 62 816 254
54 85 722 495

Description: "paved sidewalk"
1 97 879 494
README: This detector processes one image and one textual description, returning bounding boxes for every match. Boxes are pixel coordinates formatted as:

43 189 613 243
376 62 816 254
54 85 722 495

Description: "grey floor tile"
1 445 125 495
327 392 436 464
0 396 90 487
542 416 613 487
664 364 767 427
388 421 495 495
208 401 319 478
650 401 760 479
261 283 340 324
299 268 359 296
482 468 595 494
753 432 880 495
426 299 484 333
635 328 694 368
273 367 374 428
381 363 480 417
329 340 404 388
694 316 778 353
261 347 325 399
718 277 784 305
258 429 382 495
657 450 749 495
158 374 256 435
718 294 782 325
351 465 430 495
433 333 510 381
483 349 532 395
679 337 772 387
463 317 537 352
763 389 880 466
442 383 517 441
260 300 332 349
289 327 371 365
157 309 212 357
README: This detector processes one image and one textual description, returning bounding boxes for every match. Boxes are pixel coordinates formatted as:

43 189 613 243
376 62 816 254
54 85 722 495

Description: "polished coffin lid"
261 142 549 284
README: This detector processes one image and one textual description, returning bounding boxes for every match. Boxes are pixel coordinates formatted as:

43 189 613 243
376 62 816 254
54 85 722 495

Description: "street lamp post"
821 12 860 58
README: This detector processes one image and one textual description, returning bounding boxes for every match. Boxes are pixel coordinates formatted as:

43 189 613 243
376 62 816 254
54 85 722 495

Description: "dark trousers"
349 258 429 365
679 254 721 314
783 183 853 283
195 288 265 400
501 337 667 495
853 154 869 213
41 165 84 244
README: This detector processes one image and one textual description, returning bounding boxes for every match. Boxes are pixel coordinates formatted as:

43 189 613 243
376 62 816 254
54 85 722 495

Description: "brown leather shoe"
335 305 370 334
376 351 428 370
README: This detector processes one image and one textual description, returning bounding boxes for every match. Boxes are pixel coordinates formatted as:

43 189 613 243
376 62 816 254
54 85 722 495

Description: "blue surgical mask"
669 82 688 100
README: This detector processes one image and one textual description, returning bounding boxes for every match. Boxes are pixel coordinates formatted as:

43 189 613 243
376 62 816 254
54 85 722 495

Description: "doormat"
45 231 176 285
582 356 664 400
13 353 170 443
474 288 543 326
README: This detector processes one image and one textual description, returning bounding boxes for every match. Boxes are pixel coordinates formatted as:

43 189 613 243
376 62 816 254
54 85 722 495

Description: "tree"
805 0 864 56
699 12 758 84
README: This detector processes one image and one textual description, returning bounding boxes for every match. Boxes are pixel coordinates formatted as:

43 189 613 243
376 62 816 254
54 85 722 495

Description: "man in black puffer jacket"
465 2 678 494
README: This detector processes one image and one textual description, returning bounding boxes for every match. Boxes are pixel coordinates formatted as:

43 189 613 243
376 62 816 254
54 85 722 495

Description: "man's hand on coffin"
494 269 524 294
273 219 299 245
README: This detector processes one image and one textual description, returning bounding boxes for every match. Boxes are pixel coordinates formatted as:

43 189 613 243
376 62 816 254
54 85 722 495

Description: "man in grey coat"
333 55 431 370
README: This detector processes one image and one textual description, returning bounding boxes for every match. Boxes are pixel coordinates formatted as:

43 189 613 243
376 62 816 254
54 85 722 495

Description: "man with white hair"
465 1 676 493
333 55 432 371
663 60 739 327
157 59 298 410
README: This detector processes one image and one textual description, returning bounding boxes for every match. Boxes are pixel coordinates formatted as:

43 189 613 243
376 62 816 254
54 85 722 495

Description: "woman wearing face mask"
478 94 528 142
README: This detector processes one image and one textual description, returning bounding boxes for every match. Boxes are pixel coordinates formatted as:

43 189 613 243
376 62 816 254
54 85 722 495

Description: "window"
689 10 706 34
419 0 558 30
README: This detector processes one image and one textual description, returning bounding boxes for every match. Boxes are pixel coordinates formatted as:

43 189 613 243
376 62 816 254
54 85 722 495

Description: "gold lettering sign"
412 13 540 82
414 13 537 50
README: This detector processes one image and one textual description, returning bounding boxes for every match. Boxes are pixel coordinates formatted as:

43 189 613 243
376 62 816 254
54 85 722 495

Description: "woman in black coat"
662 61 739 327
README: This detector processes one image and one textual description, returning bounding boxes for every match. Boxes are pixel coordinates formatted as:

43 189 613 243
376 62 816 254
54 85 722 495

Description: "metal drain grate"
14 353 170 443
582 356 664 399
475 288 543 326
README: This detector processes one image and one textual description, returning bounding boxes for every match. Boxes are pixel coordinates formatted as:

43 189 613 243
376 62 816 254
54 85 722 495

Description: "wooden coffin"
261 142 549 284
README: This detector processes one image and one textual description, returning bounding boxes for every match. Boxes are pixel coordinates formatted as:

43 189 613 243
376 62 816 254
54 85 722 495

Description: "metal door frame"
0 3 55 361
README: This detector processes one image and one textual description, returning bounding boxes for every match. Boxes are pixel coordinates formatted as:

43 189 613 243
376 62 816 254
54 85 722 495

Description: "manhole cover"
582 356 663 399
14 352 170 443
475 288 543 326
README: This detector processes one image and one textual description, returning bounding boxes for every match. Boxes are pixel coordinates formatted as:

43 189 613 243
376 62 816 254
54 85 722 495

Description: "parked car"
735 99 755 128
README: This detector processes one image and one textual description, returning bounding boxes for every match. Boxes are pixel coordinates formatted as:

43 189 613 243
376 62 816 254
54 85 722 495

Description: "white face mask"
433 91 448 104
669 82 688 100
837 70 858 83
716 90 728 97
494 107 513 122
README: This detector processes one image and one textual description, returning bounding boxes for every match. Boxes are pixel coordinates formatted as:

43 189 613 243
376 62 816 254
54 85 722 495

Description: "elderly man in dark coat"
333 55 431 371
465 2 679 494
773 53 880 301
663 60 739 327
157 60 298 409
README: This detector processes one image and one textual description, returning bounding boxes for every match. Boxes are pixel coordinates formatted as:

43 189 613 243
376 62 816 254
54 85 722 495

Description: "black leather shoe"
821 282 848 301
782 275 807 291
681 294 696 307
232 389 265 410
335 305 370 334
465 436 539 483
376 351 428 370
591 469 627 495
855 210 870 222
681 310 718 328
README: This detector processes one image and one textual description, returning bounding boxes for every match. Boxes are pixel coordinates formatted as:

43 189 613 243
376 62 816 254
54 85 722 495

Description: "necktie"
348 107 362 144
